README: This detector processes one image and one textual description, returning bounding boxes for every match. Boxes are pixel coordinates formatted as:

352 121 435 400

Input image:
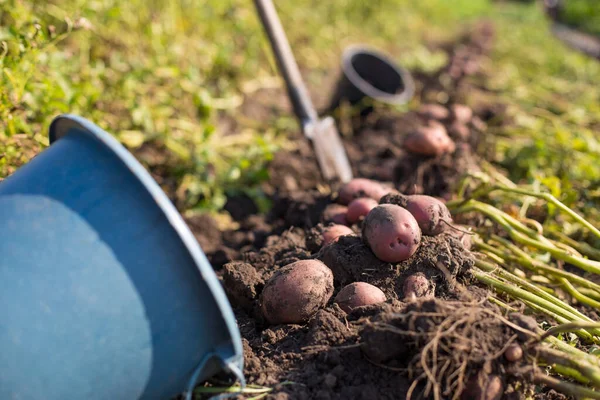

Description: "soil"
177 20 567 400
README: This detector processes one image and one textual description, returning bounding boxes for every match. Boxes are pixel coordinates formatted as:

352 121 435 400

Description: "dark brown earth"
174 21 569 400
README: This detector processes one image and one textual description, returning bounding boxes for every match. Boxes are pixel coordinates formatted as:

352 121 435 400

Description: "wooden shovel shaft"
253 0 318 126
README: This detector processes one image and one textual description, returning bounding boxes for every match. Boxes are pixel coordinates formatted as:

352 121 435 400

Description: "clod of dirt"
305 309 352 346
359 298 521 400
318 233 473 300
222 262 264 312
445 224 475 251
242 229 310 274
508 313 539 342
271 190 332 229
394 140 478 200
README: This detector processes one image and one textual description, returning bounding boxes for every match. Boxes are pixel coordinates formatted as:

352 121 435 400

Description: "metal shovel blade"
253 0 353 184
304 116 353 183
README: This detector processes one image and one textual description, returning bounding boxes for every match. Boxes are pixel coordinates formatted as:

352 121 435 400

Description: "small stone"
324 373 337 388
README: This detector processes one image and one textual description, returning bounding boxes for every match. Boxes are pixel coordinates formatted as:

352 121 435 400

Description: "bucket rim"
340 44 415 105
48 114 244 373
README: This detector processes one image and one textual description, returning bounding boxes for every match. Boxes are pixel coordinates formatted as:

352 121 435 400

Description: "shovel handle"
253 0 318 125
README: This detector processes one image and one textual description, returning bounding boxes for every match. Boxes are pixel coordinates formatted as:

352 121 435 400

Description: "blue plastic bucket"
0 115 244 400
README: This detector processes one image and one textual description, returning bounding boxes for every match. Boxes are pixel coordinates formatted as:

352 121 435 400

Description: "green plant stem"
488 295 517 311
491 185 600 242
580 288 600 302
537 346 600 387
522 299 571 325
540 322 600 342
475 258 596 327
560 278 600 310
533 372 600 399
550 231 600 261
492 235 600 294
453 200 600 275
473 265 595 340
545 335 600 367
552 364 591 385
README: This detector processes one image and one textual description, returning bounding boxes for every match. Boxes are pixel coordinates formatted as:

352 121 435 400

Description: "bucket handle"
184 353 246 400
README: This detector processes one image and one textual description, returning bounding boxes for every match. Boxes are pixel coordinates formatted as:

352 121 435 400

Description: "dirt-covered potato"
417 103 450 121
504 344 523 362
403 121 455 157
402 272 434 300
334 282 386 313
260 260 334 325
338 178 390 205
403 194 453 236
450 104 473 124
362 204 422 263
322 204 348 225
322 224 354 246
461 374 503 400
449 120 470 141
346 198 378 224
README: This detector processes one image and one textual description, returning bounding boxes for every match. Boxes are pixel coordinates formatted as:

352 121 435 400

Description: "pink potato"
322 224 354 246
346 198 378 224
504 344 523 362
403 194 453 236
362 204 422 263
417 103 450 121
338 178 390 205
261 260 334 325
334 282 386 313
461 374 503 400
450 104 473 124
322 204 348 225
403 121 455 157
449 121 470 141
402 272 433 300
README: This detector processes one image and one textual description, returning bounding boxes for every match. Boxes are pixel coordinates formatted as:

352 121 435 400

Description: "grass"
558 0 600 36
1 0 598 218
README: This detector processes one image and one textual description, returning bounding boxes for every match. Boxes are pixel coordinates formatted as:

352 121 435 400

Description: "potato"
322 224 354 246
346 198 378 224
449 120 470 141
450 104 473 124
338 178 390 205
402 272 433 300
334 282 386 313
403 121 455 157
417 103 449 121
322 204 348 225
504 344 523 362
261 260 334 325
462 374 503 400
403 194 453 236
362 204 421 263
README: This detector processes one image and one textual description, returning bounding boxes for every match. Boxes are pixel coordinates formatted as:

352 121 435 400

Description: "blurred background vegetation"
0 0 598 218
